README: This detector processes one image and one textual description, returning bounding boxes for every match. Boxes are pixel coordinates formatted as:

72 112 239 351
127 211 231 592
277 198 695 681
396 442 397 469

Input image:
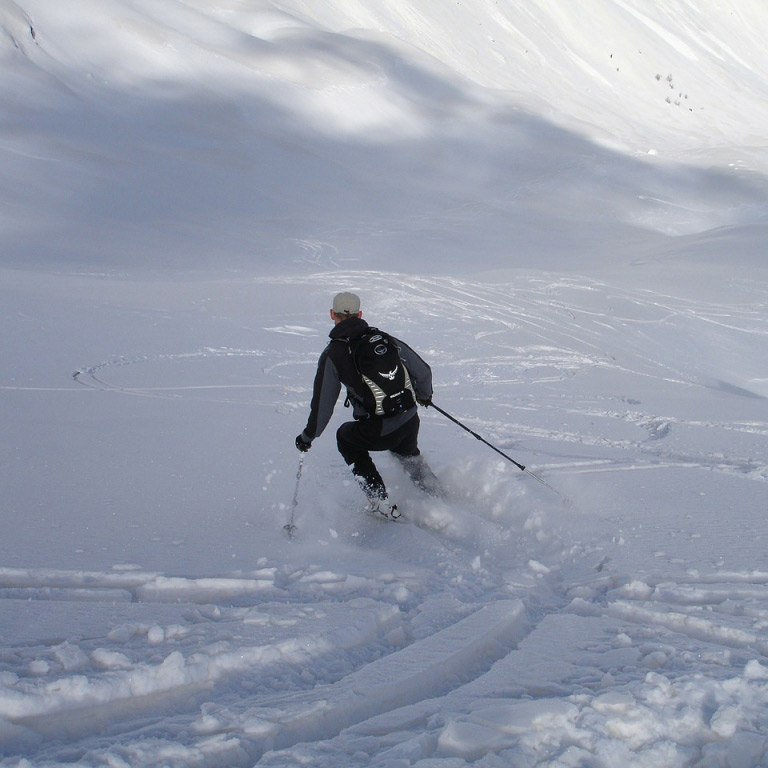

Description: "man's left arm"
396 339 433 403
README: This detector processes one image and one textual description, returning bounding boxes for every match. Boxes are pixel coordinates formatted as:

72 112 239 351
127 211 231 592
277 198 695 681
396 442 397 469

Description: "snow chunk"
744 660 768 680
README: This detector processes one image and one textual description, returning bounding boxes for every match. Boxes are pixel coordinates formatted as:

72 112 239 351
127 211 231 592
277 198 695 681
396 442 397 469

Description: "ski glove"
295 433 312 452
417 397 432 408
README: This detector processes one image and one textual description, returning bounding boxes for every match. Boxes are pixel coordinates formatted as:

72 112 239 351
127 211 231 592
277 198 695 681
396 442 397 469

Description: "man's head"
331 291 362 323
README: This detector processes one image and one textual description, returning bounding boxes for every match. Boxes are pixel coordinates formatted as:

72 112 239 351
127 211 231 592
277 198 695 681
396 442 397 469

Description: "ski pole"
428 402 570 504
284 455 304 539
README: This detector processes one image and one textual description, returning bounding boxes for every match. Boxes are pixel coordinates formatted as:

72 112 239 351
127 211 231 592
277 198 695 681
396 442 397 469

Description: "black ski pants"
336 413 420 499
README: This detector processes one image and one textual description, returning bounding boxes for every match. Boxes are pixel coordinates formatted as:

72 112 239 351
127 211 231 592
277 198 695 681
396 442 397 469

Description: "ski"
365 507 407 524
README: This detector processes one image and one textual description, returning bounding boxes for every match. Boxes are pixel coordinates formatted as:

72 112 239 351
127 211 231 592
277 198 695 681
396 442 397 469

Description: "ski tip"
283 523 298 539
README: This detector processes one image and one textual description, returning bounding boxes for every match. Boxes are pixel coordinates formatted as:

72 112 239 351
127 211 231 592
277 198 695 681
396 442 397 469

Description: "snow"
1 0 768 765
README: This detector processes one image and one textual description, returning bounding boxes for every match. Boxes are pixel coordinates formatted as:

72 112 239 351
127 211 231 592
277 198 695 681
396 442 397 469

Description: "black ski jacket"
301 317 433 441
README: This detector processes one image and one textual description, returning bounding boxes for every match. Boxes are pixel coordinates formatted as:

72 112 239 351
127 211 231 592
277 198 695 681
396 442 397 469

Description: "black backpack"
348 328 416 417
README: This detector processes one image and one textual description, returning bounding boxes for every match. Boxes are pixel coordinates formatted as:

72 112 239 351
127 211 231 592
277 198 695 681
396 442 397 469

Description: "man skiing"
295 291 441 519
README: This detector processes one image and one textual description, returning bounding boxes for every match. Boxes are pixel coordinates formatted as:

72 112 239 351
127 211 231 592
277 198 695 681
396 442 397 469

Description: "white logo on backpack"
380 367 398 381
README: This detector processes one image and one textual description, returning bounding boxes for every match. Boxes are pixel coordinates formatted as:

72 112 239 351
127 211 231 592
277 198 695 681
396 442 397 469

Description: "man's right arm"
302 348 342 441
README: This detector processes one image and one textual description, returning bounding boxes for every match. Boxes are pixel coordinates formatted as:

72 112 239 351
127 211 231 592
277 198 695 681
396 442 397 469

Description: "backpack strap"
330 335 362 411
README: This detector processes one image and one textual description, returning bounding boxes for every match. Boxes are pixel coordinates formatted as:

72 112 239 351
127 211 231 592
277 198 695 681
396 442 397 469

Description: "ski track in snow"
2 272 766 765
72 272 768 482
4 542 768 765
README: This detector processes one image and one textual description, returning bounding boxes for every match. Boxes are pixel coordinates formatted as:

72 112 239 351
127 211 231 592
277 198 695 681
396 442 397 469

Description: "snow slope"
1 1 768 766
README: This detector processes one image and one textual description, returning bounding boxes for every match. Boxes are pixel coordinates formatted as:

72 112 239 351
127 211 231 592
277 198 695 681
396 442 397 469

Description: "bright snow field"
1 1 768 766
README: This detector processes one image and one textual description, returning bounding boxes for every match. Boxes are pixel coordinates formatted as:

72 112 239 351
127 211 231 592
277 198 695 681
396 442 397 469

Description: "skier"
295 291 441 519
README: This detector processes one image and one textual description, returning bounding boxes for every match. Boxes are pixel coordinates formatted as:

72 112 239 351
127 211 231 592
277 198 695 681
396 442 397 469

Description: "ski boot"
365 495 401 521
